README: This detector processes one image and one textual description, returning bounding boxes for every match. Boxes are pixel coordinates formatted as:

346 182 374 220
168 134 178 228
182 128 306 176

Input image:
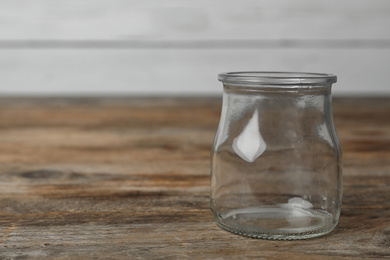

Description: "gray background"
1 0 389 96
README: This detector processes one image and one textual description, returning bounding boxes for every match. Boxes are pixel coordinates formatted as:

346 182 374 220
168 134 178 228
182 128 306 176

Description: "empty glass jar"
211 72 342 240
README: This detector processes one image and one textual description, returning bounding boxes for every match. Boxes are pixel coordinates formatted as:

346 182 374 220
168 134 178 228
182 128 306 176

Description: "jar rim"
218 71 337 86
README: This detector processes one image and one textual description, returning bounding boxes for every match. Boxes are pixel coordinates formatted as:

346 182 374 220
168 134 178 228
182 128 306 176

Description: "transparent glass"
211 72 342 240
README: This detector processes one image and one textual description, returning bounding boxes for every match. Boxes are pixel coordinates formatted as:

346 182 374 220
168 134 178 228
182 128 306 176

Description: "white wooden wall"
0 0 389 96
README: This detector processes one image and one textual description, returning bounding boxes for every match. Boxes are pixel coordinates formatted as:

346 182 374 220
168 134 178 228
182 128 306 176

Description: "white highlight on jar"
233 110 266 163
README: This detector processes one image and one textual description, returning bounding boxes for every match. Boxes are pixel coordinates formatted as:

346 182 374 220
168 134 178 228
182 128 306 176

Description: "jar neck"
223 83 332 95
222 85 334 122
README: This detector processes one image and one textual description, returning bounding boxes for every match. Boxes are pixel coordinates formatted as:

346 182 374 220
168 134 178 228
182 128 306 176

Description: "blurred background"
0 0 389 96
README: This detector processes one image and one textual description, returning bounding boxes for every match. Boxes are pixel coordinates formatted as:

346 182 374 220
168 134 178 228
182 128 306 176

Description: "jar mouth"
218 71 337 86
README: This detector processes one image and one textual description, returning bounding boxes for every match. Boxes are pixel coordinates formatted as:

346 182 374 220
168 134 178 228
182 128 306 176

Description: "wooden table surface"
0 97 389 259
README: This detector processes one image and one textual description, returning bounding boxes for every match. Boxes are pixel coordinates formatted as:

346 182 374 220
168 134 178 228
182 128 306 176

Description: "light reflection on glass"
232 110 266 163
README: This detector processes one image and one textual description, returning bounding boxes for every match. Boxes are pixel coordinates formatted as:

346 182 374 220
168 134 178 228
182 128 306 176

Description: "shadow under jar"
211 72 342 240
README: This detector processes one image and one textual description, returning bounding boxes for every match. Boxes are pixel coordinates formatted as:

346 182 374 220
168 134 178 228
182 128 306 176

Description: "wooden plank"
0 49 389 95
0 97 389 259
1 0 389 96
0 0 389 41
1 0 389 95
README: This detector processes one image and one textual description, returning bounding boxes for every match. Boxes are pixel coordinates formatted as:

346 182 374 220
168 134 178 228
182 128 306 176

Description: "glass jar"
211 72 342 240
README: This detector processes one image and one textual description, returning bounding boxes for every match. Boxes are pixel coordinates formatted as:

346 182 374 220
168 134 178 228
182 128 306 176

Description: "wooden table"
0 97 389 259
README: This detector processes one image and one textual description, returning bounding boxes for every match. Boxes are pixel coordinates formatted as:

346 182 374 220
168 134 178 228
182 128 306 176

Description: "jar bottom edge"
213 207 337 240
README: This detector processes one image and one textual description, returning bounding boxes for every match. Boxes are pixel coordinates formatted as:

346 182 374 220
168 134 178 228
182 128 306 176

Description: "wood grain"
0 97 389 259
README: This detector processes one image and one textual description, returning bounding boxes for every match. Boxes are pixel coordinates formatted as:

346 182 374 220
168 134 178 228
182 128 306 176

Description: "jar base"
213 206 337 240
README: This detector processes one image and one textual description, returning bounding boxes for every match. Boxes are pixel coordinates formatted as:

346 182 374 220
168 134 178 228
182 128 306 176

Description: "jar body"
211 72 342 240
